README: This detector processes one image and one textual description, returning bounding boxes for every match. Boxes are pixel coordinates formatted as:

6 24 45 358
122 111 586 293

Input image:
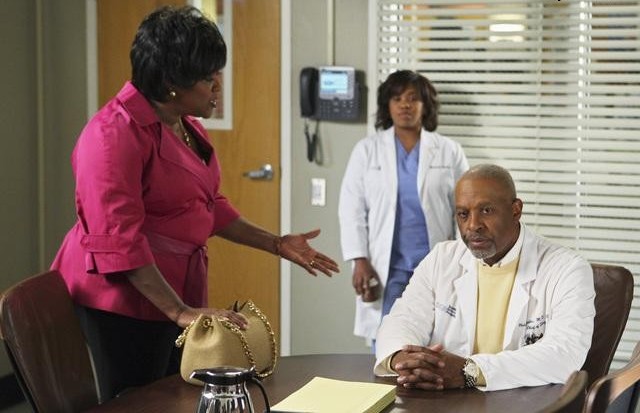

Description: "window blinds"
369 0 640 369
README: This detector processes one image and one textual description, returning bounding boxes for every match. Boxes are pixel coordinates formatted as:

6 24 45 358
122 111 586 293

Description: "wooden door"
97 1 281 337
206 2 281 336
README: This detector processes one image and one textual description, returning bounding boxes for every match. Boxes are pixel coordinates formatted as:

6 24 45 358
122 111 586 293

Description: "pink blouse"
51 82 240 321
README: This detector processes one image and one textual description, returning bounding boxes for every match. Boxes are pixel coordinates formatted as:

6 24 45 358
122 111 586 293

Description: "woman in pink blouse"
51 6 338 401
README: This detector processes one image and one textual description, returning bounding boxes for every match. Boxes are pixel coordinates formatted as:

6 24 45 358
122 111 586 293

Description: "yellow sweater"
474 258 519 354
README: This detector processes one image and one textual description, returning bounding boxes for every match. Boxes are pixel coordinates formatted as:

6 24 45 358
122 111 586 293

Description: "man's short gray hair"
461 164 517 200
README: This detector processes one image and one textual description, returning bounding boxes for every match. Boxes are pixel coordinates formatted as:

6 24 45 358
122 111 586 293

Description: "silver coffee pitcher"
191 366 270 413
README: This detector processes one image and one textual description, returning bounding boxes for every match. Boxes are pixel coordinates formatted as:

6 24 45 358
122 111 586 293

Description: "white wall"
289 0 371 354
0 0 85 377
0 0 39 377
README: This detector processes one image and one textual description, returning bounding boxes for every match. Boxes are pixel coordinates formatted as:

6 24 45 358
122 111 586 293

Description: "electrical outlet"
311 178 326 206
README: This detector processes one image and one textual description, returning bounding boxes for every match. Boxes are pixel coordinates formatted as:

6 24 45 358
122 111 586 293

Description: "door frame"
279 0 292 356
84 0 293 356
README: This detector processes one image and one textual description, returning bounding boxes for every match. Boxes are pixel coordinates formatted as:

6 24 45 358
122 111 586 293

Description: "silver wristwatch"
462 358 479 388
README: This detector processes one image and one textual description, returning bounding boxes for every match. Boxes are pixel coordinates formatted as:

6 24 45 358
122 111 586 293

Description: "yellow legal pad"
270 376 396 413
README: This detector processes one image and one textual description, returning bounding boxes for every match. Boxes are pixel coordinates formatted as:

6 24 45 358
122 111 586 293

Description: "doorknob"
243 163 274 180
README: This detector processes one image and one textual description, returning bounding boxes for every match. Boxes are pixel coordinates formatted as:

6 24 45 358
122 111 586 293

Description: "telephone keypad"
317 97 358 120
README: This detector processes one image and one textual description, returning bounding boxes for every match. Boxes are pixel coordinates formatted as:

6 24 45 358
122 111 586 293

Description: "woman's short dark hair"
130 6 226 102
374 70 439 132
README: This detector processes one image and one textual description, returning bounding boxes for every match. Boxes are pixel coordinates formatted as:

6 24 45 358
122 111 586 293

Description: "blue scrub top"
389 137 430 272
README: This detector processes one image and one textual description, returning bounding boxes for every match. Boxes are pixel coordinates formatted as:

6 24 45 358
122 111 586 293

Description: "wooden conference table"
86 354 563 413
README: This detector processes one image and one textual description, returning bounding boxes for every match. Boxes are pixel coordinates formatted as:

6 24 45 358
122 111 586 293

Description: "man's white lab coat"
374 224 595 391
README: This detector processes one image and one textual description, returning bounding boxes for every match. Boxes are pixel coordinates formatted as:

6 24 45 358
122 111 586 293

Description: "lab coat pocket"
363 165 387 202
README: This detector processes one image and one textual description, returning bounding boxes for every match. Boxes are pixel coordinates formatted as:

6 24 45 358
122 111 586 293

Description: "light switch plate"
311 178 326 206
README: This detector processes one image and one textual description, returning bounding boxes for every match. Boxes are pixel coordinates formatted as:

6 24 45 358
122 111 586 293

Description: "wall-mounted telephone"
299 66 359 121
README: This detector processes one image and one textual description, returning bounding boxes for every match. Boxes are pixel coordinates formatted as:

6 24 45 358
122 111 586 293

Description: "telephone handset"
300 67 319 118
299 66 359 121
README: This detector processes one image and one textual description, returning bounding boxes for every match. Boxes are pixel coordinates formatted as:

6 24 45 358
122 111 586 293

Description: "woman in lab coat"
338 70 468 341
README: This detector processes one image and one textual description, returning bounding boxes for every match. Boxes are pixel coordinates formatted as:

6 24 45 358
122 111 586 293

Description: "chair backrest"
0 270 99 412
581 263 634 388
584 342 640 413
538 370 589 413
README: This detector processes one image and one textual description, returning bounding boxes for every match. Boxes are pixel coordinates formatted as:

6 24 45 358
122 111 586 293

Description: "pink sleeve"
211 192 241 234
74 112 154 274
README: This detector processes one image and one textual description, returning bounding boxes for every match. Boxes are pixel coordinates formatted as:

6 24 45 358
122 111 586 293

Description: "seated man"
374 164 595 391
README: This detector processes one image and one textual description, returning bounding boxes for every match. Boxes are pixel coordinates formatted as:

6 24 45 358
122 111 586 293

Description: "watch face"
464 361 479 378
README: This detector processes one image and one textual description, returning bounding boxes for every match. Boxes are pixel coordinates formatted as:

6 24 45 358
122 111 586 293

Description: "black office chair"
581 264 634 388
0 270 99 412
537 370 588 413
584 341 640 413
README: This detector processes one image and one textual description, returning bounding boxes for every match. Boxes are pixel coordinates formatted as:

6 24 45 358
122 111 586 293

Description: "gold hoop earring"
169 90 177 98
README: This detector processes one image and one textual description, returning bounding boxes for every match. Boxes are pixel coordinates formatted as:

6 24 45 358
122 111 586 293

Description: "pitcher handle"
250 376 270 413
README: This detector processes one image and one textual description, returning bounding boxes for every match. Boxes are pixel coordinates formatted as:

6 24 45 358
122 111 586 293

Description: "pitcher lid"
190 366 255 385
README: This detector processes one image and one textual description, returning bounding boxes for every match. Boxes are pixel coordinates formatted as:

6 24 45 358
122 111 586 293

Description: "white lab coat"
338 127 468 339
374 224 596 391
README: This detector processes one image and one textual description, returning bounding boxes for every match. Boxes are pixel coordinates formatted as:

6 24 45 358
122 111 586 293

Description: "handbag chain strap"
175 317 197 348
219 301 278 378
174 301 278 378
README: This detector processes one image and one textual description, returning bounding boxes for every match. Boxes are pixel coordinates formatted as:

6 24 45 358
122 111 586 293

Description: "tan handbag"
175 300 278 385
